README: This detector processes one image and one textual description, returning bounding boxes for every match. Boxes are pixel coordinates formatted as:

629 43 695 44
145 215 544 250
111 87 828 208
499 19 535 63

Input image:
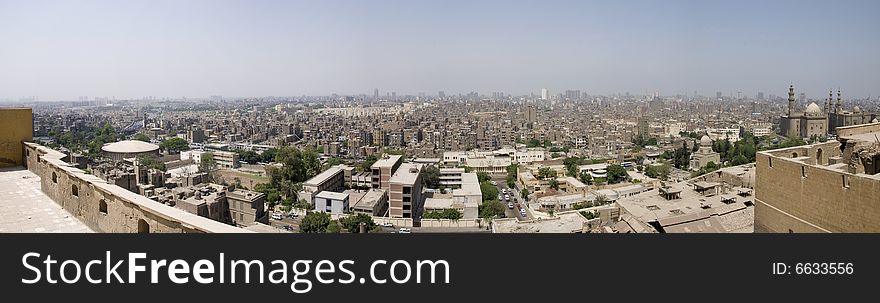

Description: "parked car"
398 227 411 233
271 213 283 220
381 222 393 228
490 181 497 185
508 202 514 209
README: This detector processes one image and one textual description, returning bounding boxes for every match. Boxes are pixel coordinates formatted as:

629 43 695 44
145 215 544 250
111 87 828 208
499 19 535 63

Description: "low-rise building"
314 191 350 214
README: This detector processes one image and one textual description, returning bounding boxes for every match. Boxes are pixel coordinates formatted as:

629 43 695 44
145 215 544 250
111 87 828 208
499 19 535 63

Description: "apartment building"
388 163 423 218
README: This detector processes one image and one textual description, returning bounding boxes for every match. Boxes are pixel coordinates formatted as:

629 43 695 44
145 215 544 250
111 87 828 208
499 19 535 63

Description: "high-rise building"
564 90 581 100
438 91 445 98
391 91 397 101
541 88 549 100
524 105 537 123
374 88 379 100
716 91 722 99
757 92 764 100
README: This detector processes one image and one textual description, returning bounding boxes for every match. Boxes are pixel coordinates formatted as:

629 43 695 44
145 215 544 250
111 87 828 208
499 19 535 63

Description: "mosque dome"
700 135 712 146
805 102 821 114
853 106 862 112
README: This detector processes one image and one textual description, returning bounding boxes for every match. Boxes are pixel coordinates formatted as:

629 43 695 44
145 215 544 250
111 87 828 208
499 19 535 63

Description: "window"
816 148 824 165
842 175 850 188
768 157 773 168
137 219 150 233
71 184 79 197
99 199 108 215
52 172 57 183
801 166 807 178
791 152 799 158
403 186 412 195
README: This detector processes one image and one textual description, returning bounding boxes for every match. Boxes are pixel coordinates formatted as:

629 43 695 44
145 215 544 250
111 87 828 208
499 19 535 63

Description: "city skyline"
2 0 880 101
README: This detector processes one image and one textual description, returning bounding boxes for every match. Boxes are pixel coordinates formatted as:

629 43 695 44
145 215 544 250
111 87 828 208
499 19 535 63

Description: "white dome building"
102 140 160 161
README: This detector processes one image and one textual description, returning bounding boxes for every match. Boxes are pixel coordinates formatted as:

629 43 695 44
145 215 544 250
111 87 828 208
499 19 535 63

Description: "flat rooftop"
315 190 349 200
304 166 342 186
0 167 94 233
493 212 587 233
389 163 421 184
372 155 402 169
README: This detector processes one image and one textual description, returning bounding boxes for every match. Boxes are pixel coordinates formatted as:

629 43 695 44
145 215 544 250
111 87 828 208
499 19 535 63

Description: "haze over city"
2 0 879 100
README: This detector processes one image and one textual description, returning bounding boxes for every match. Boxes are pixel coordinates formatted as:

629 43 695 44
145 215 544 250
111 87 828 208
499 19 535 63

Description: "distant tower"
826 89 833 113
787 84 795 116
541 88 549 100
836 88 842 111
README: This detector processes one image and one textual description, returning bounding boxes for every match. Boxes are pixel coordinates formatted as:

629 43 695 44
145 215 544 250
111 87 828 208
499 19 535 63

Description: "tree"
422 209 463 220
506 163 518 189
325 220 341 233
549 179 560 190
521 188 530 202
324 157 343 169
133 133 150 142
339 213 376 233
253 183 281 206
594 194 608 206
160 137 190 154
137 155 166 171
671 146 691 170
300 212 331 233
479 200 505 218
579 171 593 185
200 152 216 173
237 149 260 164
606 164 629 184
537 167 557 179
360 155 378 172
476 172 492 183
420 165 441 188
480 182 499 202
260 148 278 163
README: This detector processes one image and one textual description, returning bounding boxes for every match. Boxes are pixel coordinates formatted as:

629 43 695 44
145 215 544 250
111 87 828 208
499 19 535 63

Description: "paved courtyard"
0 167 94 233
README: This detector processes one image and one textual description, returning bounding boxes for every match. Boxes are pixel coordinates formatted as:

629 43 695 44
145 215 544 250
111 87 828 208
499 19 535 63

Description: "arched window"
99 199 108 215
137 219 150 233
52 172 57 183
791 152 799 158
71 184 79 197
816 148 824 165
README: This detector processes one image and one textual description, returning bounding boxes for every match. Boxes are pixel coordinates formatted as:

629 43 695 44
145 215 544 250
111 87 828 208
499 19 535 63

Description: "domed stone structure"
700 135 712 146
102 140 160 161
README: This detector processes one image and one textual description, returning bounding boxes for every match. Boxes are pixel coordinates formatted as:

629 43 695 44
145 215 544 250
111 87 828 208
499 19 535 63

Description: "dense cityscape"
2 86 877 233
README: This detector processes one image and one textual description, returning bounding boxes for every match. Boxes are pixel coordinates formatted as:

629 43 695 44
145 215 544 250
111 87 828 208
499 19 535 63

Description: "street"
268 213 303 232
491 175 531 221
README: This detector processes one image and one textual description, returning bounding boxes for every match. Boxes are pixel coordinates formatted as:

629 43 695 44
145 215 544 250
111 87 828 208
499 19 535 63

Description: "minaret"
825 89 832 113
836 88 842 111
787 84 795 116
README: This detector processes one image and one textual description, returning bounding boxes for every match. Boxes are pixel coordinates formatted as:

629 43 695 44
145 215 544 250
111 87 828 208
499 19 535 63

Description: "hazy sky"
1 0 879 101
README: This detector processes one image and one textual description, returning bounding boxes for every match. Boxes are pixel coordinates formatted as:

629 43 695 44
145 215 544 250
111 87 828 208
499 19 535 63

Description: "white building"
314 191 349 215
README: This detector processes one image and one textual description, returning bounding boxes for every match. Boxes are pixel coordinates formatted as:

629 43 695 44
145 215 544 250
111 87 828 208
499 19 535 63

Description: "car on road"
508 202 514 209
380 222 393 227
271 213 284 220
490 180 497 185
519 209 527 217
398 228 411 233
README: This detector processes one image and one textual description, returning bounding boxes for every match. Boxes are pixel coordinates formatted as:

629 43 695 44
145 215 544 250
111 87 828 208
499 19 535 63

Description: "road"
490 175 531 221
268 213 303 233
